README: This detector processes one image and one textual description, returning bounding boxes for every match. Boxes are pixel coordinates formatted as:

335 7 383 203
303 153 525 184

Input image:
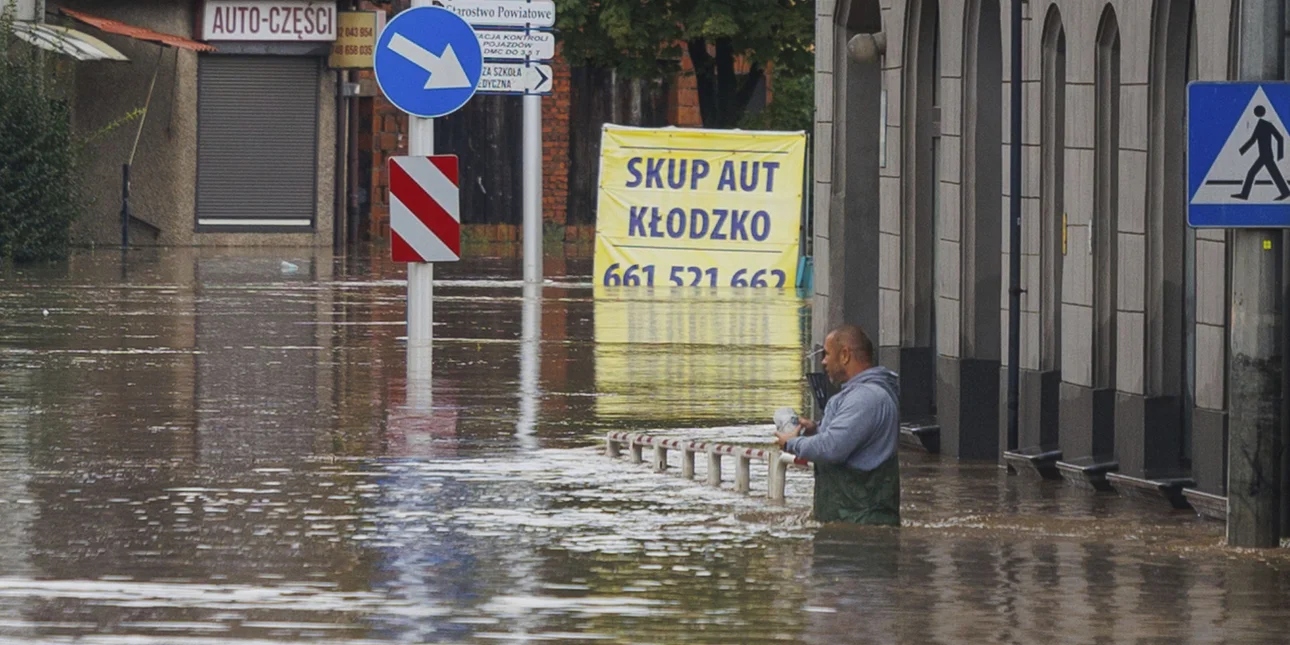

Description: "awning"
8 20 129 61
58 7 216 52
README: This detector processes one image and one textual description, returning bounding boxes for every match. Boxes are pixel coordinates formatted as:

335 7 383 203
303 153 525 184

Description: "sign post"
523 90 542 285
446 0 556 284
1187 79 1287 546
374 2 481 397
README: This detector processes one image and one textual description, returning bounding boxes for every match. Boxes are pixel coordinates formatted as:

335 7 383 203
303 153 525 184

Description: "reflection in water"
0 247 1289 643
516 282 542 451
592 285 810 427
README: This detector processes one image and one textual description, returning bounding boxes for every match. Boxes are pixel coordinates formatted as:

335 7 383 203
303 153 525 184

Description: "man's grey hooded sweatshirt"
786 366 900 470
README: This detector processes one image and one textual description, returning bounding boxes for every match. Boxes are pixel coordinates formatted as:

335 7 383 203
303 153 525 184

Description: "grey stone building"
812 0 1232 505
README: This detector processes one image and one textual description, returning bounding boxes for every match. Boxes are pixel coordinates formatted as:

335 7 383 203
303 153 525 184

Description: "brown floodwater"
0 246 1288 644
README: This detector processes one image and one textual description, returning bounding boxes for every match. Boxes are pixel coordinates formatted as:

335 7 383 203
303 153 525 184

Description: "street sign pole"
446 0 555 284
374 0 482 404
408 112 434 397
523 93 541 284
1227 0 1284 548
407 0 436 401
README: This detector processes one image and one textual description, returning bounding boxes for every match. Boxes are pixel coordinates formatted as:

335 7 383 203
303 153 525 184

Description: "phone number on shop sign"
601 263 788 288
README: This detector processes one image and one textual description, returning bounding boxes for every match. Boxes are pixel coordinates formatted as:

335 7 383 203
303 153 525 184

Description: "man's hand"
796 418 818 435
773 428 799 448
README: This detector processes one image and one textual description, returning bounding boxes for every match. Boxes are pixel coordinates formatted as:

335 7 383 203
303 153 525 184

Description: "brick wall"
541 44 572 227
364 93 408 241
670 50 703 127
359 48 591 239
358 37 715 240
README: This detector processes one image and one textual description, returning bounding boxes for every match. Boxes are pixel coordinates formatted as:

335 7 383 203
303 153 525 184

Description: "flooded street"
2 246 1289 644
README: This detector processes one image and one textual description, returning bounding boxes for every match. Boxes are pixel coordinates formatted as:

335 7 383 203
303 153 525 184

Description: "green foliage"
0 11 84 263
554 0 814 128
740 68 814 133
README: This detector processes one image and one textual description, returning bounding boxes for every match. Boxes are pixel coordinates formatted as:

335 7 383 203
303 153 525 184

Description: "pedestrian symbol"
1230 104 1290 200
1189 81 1290 227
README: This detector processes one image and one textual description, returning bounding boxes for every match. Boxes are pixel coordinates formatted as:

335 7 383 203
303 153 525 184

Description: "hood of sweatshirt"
849 365 900 402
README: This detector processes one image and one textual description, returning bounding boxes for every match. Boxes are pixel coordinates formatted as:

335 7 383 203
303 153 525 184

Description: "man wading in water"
774 324 901 526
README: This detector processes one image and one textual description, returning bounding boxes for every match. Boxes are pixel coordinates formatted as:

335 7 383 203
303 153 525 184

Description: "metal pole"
334 70 348 252
1228 0 1284 548
120 48 163 251
1006 0 1023 453
348 74 362 248
120 164 130 249
522 93 542 283
406 0 435 409
516 281 541 450
407 113 434 401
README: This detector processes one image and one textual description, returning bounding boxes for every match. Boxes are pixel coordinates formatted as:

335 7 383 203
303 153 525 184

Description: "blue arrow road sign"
1189 81 1290 227
374 6 483 119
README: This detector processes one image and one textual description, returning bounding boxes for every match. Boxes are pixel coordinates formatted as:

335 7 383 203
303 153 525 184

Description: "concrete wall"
816 0 1232 490
63 0 335 247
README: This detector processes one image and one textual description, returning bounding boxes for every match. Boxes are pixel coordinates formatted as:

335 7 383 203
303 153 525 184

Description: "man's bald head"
822 324 874 383
829 324 874 361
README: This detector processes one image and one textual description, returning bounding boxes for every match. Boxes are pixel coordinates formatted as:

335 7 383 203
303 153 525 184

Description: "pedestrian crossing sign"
1189 81 1290 227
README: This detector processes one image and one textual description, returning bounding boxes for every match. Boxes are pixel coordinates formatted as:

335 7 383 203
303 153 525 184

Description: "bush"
739 69 814 134
0 10 85 263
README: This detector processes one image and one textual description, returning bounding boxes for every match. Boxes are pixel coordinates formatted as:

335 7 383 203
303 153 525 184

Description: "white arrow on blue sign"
1188 81 1290 227
374 6 483 119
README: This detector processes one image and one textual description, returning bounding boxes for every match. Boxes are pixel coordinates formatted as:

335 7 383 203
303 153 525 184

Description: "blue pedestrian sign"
374 6 483 119
1189 81 1290 227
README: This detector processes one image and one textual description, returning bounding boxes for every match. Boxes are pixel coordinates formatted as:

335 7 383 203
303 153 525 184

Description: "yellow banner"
593 125 806 290
328 11 382 69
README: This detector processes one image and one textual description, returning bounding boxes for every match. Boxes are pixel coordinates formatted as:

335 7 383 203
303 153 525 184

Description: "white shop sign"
202 0 337 41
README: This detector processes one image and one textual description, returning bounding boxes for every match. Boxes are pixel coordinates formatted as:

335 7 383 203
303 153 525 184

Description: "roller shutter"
196 55 319 229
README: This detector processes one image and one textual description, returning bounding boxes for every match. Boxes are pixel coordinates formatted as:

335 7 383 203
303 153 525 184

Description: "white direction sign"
477 29 555 61
477 61 553 95
442 0 556 28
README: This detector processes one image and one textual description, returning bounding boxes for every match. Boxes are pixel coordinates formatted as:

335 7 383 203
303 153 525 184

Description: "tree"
0 13 83 262
554 0 814 129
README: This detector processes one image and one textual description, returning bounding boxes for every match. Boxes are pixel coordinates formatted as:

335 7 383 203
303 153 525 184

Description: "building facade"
48 0 340 247
813 0 1234 505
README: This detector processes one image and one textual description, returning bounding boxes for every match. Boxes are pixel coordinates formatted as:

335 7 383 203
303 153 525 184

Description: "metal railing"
604 431 808 501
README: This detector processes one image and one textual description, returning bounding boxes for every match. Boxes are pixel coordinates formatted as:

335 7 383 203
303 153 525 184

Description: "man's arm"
1275 127 1284 159
783 389 877 464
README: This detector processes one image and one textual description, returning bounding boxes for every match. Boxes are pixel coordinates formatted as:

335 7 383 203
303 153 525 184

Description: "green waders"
811 453 901 526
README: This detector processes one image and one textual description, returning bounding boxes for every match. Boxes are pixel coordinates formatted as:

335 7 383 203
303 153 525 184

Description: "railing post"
707 447 722 487
606 434 621 458
653 444 668 472
736 455 751 493
682 446 696 479
768 449 787 501
629 434 643 464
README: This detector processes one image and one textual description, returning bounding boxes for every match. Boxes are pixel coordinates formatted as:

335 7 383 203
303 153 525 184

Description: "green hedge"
739 69 813 134
0 12 84 263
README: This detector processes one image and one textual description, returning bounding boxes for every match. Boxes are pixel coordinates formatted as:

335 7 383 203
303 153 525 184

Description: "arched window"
1146 0 1195 400
900 0 941 417
1040 6 1066 375
901 0 939 352
961 0 1002 362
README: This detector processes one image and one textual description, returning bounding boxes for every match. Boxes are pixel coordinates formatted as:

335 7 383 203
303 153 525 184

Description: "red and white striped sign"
390 155 461 263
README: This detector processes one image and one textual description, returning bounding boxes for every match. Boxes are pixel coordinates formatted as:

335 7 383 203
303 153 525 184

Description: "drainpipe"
1005 0 1023 453
348 67 361 247
334 69 348 252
